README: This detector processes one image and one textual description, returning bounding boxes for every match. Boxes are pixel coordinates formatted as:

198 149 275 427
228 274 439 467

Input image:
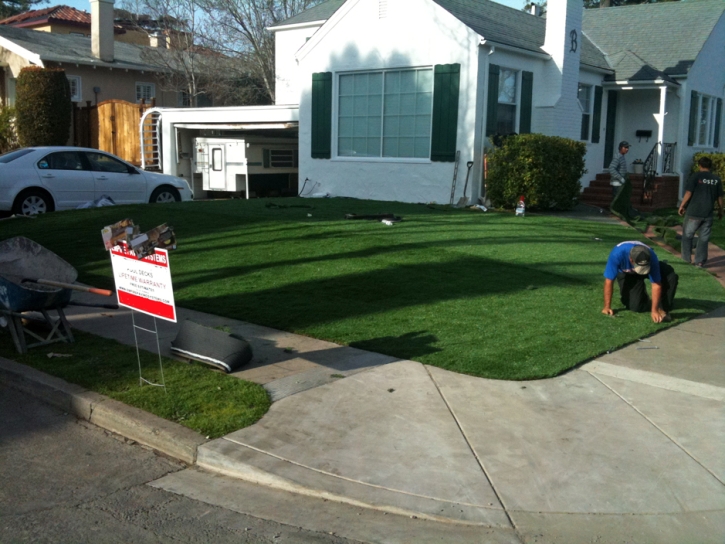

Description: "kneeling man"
602 241 678 323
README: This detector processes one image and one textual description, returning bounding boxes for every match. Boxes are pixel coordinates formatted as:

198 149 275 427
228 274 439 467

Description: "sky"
58 0 528 15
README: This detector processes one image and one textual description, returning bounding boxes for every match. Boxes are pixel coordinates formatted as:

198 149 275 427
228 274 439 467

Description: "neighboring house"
0 4 175 47
0 0 211 110
265 0 724 203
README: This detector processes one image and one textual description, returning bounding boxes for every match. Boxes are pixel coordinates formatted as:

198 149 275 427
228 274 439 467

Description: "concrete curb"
0 356 207 465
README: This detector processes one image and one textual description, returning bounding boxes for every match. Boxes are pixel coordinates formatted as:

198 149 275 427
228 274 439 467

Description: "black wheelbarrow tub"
0 236 77 313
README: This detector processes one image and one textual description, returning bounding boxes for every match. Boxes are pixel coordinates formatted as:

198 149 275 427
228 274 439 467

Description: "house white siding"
274 24 322 105
677 14 725 183
297 0 482 203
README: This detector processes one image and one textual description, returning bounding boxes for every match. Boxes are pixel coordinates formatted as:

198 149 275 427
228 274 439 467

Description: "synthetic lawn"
652 207 725 251
0 330 270 439
1 197 723 381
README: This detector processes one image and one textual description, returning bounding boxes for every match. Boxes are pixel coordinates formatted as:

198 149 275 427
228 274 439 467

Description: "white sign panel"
109 245 176 322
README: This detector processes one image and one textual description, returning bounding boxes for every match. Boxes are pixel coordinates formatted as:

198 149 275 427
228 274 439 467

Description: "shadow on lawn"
179 254 588 331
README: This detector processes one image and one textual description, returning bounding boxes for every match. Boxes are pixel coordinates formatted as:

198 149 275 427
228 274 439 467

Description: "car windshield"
0 148 35 163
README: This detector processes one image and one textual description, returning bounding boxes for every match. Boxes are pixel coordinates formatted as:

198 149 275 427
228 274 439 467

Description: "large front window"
338 68 433 158
497 69 517 134
696 93 717 147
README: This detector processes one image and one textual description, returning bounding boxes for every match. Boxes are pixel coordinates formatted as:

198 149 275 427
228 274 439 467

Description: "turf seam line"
588 372 725 487
422 365 518 532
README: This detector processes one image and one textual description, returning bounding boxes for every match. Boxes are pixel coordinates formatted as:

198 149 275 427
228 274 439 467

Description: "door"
35 151 95 209
209 145 226 190
603 91 618 168
85 151 146 205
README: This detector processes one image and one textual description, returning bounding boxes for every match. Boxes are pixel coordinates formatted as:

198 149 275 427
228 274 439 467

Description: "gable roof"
0 4 124 33
272 0 610 71
270 0 346 26
582 0 725 81
0 25 158 72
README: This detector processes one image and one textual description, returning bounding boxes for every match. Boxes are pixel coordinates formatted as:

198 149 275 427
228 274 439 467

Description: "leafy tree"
0 0 46 19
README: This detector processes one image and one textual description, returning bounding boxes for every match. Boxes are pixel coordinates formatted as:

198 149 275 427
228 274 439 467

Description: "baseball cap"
619 141 631 149
630 245 651 275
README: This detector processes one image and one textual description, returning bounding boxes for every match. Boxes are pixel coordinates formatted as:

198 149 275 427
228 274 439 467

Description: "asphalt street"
0 385 366 544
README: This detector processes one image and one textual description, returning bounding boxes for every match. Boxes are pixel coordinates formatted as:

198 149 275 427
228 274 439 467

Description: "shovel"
456 161 474 208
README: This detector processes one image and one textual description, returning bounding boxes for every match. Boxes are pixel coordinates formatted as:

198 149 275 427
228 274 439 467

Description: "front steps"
580 173 680 212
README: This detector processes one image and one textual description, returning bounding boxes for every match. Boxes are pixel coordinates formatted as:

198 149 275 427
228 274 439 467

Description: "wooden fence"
72 99 155 166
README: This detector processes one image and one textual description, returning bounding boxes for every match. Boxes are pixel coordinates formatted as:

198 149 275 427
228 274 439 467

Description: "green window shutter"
688 90 698 147
519 71 533 134
714 98 722 148
311 72 332 159
591 86 603 143
263 149 270 168
486 64 500 137
430 64 461 162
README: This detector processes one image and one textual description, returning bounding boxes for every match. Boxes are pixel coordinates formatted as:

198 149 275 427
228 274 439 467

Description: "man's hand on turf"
602 308 614 317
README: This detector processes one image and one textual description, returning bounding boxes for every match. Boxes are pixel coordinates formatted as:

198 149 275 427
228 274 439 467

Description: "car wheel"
12 189 54 216
150 186 181 204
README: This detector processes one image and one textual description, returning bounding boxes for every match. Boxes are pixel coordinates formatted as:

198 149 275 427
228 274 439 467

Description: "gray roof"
273 0 611 71
270 0 346 27
582 0 725 81
0 25 162 72
433 0 608 70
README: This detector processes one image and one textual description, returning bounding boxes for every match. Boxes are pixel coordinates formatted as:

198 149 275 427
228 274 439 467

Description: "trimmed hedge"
486 134 586 211
692 152 725 176
15 67 71 147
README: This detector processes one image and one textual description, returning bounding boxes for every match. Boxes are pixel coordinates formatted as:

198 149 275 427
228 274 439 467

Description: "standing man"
678 156 724 267
602 241 678 323
609 141 630 200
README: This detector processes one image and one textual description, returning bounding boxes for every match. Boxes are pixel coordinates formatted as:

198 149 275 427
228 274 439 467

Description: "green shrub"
692 152 725 176
15 67 71 147
486 134 586 211
0 106 18 153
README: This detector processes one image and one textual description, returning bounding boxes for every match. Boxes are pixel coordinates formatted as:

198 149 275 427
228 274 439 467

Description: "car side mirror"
127 165 140 174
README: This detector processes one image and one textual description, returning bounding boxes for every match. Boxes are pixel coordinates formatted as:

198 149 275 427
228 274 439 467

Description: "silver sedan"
0 147 194 215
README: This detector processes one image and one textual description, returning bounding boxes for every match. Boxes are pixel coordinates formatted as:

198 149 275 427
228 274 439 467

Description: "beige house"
0 1 192 109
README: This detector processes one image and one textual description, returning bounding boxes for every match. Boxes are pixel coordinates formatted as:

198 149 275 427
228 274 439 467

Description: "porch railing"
641 142 676 205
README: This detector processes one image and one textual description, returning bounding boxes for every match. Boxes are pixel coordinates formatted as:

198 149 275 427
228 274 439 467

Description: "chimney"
538 0 583 139
529 5 541 16
91 0 114 62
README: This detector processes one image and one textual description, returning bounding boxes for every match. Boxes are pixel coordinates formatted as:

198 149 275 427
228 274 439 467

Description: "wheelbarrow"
0 236 111 354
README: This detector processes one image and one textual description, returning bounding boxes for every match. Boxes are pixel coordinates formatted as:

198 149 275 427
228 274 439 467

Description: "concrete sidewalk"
33 290 721 542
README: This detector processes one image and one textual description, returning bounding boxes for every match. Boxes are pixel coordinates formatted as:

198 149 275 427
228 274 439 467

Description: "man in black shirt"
678 157 724 267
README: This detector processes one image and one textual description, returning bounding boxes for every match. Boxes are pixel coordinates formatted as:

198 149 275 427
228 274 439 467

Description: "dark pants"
616 262 678 313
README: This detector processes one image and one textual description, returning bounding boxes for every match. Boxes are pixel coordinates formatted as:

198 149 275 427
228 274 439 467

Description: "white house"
267 0 724 204
149 0 724 204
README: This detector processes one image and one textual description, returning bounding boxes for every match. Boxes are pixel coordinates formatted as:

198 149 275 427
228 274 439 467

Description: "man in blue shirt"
602 241 678 323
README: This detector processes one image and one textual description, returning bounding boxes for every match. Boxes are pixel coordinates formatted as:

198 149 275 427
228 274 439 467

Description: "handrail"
641 141 677 205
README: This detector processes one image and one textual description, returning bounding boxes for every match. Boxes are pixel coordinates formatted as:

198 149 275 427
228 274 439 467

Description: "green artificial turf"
0 330 270 438
1 198 723 380
652 207 725 251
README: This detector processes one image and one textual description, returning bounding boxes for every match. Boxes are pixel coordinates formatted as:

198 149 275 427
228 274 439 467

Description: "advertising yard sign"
109 244 176 322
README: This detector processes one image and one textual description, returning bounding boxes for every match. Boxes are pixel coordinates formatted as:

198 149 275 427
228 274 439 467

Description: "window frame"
696 93 718 147
578 83 593 141
136 82 156 103
67 75 82 102
335 67 434 161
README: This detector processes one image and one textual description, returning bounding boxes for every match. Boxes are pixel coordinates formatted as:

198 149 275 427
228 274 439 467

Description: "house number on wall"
569 29 578 53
